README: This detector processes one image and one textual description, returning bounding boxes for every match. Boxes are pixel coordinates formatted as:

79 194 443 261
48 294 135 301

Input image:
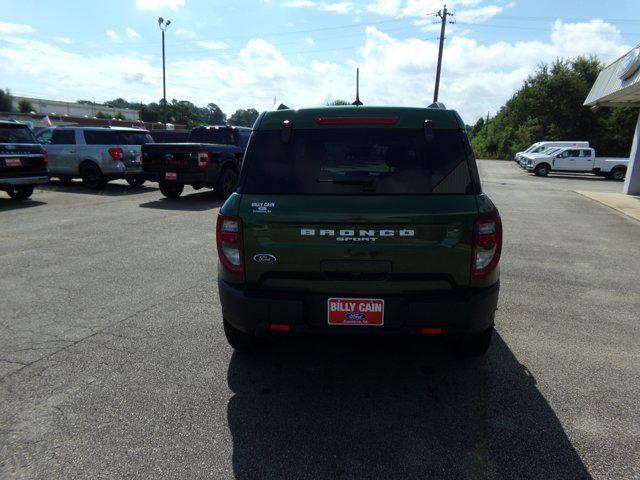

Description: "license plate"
328 298 384 326
5 158 22 167
165 172 177 180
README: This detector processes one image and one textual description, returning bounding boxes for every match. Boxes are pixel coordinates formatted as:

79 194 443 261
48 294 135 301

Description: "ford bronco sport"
216 106 501 357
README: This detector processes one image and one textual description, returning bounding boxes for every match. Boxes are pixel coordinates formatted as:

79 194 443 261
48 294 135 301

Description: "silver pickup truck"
35 126 153 189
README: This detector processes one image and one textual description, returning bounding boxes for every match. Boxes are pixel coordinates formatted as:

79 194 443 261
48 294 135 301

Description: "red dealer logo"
328 298 384 326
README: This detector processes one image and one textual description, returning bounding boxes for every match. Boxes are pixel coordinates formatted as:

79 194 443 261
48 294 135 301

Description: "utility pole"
158 17 171 125
433 5 454 103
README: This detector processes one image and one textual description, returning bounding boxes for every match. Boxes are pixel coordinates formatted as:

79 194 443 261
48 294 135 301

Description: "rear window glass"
0 125 35 144
189 128 235 145
240 128 473 195
83 130 153 145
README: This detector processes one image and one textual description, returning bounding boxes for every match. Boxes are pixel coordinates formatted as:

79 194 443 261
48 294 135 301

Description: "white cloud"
53 37 72 44
105 30 122 43
197 40 229 50
367 0 402 15
125 28 142 40
0 19 630 124
0 21 35 35
283 0 354 14
135 0 185 11
303 37 316 46
175 28 197 39
456 5 503 23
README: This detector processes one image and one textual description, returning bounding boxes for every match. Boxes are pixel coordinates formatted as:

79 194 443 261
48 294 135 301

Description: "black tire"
216 167 239 199
126 176 145 188
608 167 626 181
159 182 184 198
448 324 494 358
80 163 107 189
534 164 550 177
7 185 34 200
223 319 258 351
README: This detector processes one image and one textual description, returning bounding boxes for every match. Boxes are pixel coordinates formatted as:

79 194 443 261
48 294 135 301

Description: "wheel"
126 176 145 188
223 318 258 351
534 164 549 177
216 168 239 199
608 168 626 181
159 182 184 198
80 163 107 189
448 324 494 358
7 185 34 200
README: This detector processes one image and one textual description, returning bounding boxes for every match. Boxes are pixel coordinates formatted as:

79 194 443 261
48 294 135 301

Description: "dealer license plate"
165 172 177 180
5 158 22 167
328 298 384 326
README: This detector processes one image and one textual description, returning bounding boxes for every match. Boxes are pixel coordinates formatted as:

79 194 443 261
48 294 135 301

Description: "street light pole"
158 17 171 126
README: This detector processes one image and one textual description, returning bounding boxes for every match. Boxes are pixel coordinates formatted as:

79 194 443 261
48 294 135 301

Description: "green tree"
115 112 126 121
0 89 13 112
95 111 110 119
326 99 350 106
203 103 226 125
471 56 637 159
18 99 34 113
228 108 259 127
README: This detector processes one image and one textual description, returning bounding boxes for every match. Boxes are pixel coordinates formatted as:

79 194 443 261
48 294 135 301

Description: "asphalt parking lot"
1 160 639 479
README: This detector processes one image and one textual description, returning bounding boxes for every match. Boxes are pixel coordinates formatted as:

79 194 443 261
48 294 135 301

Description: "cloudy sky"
0 0 637 122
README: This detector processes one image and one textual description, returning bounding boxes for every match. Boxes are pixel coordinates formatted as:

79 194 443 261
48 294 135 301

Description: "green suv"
216 105 501 357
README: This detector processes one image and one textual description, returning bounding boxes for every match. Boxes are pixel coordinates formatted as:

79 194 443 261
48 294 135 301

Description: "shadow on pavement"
0 198 47 211
139 189 223 211
227 334 590 480
527 173 616 183
40 180 156 196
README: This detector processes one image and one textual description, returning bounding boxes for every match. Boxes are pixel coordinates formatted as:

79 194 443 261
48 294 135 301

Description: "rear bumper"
0 175 49 186
143 169 214 185
218 279 499 337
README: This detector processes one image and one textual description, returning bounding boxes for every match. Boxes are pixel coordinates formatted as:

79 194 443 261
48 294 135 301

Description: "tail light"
197 151 210 169
140 151 147 167
471 217 502 279
216 214 243 274
41 147 48 164
108 148 124 161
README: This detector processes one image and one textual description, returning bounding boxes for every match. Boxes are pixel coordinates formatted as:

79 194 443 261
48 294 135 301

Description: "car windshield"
0 125 36 144
241 128 474 195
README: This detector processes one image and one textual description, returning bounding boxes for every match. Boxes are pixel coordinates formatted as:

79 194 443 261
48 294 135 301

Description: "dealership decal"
251 201 275 214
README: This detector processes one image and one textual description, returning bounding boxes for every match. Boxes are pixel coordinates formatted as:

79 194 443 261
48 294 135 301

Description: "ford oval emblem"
164 153 173 160
253 253 276 264
346 312 366 321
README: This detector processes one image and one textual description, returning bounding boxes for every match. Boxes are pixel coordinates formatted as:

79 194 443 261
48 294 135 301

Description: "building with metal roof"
585 45 640 195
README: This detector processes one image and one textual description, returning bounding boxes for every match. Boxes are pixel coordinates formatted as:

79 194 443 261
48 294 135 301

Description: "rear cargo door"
142 144 201 174
238 127 479 295
0 125 47 177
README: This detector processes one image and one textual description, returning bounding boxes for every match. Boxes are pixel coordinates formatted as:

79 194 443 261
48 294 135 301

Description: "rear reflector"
270 324 290 332
421 328 442 335
316 116 399 126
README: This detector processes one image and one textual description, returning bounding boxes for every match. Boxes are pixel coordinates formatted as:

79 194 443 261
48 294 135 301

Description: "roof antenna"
352 67 363 106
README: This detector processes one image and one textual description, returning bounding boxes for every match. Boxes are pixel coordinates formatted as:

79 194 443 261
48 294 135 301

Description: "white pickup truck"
522 147 628 180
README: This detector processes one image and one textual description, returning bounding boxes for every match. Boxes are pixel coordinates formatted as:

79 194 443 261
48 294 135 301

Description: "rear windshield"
189 128 235 145
83 130 153 145
240 128 473 195
0 125 36 144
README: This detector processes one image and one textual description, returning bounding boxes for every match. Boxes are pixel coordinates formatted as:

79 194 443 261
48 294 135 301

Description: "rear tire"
534 164 550 177
81 163 107 189
126 176 145 188
7 185 34 200
448 324 494 358
159 182 184 198
216 167 239 199
608 167 626 181
223 319 258 351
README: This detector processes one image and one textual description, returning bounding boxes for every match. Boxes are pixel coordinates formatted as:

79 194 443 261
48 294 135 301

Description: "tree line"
469 56 638 159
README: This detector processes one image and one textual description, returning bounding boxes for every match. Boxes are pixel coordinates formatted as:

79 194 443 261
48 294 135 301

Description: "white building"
11 96 140 121
585 45 640 195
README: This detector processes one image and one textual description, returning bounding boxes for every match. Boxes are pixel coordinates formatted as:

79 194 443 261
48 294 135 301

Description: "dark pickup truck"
141 125 251 199
0 121 48 200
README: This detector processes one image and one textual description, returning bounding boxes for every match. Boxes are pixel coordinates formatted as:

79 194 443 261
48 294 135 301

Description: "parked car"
149 129 190 143
35 126 153 189
515 141 589 163
217 105 502 357
0 121 48 200
518 146 565 167
523 146 628 179
141 125 251 199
